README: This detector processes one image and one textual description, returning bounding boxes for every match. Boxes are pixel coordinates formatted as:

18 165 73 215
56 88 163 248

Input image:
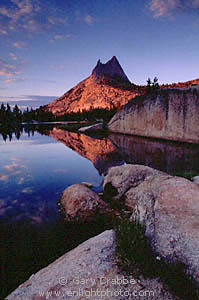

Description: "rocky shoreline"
7 164 199 299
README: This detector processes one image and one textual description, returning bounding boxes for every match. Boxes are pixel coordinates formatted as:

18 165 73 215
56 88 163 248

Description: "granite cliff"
108 87 199 144
44 56 140 115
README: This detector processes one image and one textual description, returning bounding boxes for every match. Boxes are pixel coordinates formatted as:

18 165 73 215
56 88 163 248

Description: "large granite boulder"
103 164 164 201
104 164 199 282
60 184 113 221
6 230 174 300
126 175 199 282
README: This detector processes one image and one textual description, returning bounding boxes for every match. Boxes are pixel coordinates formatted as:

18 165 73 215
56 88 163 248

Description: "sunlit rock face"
44 56 140 115
108 88 199 143
48 128 123 175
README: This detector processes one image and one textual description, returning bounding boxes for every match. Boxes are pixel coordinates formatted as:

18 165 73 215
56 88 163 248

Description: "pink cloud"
4 78 25 84
84 14 94 25
148 0 199 17
13 41 26 49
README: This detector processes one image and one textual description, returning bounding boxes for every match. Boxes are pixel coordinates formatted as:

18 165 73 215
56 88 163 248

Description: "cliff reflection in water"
109 133 199 175
47 128 199 176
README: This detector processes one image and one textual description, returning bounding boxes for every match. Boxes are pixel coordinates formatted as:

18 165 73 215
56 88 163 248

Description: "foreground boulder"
103 164 164 201
104 164 199 282
7 230 174 300
60 184 113 221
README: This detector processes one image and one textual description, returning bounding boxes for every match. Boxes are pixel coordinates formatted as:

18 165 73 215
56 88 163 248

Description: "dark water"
1 125 199 298
109 133 199 177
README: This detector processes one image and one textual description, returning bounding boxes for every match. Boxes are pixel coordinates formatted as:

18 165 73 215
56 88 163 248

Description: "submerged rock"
60 183 113 221
78 122 104 133
6 230 174 300
81 181 93 188
192 176 199 186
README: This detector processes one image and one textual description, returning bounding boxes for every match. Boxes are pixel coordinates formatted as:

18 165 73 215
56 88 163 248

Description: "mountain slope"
44 56 140 115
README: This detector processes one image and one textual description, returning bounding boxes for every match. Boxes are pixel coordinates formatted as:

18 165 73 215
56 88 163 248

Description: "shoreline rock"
6 230 174 300
103 164 165 202
60 183 114 222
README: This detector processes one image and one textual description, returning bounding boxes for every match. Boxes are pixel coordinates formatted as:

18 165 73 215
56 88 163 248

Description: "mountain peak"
91 56 130 83
44 56 139 115
109 55 118 63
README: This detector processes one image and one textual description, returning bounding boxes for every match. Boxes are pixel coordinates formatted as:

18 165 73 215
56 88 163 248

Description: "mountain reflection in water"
48 128 124 175
1 124 199 179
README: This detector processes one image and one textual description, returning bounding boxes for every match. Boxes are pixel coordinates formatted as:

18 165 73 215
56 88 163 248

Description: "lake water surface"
1 124 199 298
0 128 103 225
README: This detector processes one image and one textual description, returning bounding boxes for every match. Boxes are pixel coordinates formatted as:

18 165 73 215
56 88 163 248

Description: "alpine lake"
1 123 199 298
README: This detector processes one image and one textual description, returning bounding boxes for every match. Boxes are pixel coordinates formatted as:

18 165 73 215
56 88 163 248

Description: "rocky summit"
44 56 140 115
91 56 130 83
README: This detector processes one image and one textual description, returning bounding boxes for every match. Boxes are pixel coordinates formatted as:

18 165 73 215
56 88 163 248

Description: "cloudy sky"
0 0 199 108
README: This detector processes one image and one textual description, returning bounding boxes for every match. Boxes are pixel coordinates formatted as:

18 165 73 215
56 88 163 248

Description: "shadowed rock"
6 230 174 300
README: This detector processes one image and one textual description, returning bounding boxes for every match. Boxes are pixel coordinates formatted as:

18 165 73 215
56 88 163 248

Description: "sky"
0 0 199 109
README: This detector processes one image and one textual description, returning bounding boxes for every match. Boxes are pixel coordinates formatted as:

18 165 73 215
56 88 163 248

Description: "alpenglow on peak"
44 56 139 115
